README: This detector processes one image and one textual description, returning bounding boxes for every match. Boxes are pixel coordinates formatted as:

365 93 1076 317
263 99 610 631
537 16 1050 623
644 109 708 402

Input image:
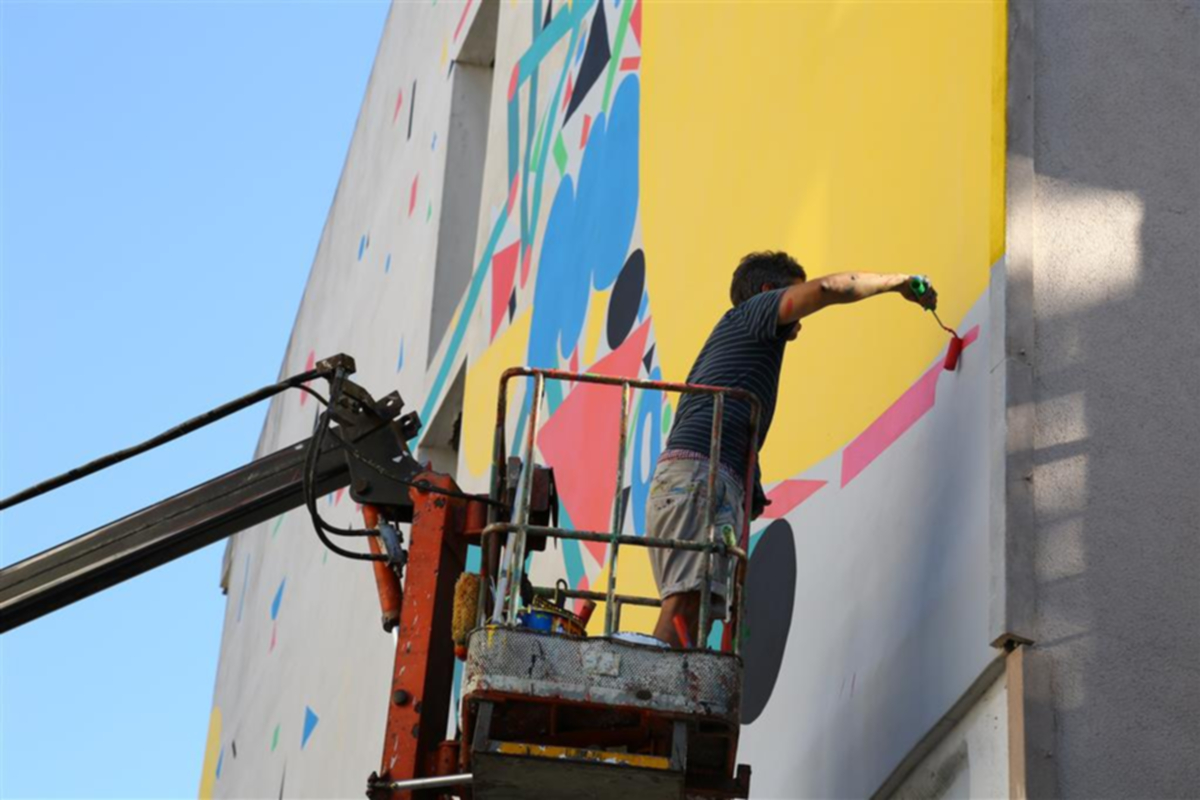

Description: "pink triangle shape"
491 242 520 340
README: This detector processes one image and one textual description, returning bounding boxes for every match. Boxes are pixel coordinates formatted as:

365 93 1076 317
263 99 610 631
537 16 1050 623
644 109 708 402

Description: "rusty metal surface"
371 472 468 797
463 628 742 724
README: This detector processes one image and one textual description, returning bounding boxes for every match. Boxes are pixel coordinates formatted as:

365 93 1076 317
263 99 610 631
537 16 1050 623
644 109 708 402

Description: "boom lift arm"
0 354 426 633
0 356 752 800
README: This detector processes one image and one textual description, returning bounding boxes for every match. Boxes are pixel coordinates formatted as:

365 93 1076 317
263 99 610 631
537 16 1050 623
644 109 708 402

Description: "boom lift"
0 355 755 799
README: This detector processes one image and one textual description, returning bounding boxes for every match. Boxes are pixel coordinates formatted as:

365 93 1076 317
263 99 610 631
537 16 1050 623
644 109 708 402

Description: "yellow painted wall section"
585 546 660 636
582 288 612 365
462 310 533 478
642 1 1005 482
197 706 221 799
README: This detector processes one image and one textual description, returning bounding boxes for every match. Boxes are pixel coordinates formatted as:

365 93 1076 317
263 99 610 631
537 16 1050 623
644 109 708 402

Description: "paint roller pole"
505 373 544 623
697 393 724 649
911 275 964 371
481 372 512 627
602 382 632 636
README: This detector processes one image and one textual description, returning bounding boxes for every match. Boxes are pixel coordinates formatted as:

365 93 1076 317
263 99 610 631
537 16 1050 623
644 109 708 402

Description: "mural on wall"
202 0 1008 797
443 0 1007 796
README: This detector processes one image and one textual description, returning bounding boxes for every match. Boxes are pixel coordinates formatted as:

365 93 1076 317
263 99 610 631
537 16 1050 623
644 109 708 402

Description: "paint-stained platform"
462 627 749 799
463 627 743 725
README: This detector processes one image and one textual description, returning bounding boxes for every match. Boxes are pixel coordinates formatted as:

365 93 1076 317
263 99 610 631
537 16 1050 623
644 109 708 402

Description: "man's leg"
653 591 700 648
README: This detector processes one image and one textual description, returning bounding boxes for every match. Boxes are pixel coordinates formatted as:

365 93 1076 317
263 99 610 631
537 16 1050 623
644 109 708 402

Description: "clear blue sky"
0 2 389 796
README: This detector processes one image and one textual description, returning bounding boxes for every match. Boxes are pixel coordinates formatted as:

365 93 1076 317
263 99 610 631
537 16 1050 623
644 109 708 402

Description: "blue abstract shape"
396 339 405 372
630 368 663 536
301 706 319 749
216 749 224 779
528 77 640 371
531 177 590 367
270 578 286 621
384 254 392 274
575 25 588 65
638 289 649 322
358 234 366 261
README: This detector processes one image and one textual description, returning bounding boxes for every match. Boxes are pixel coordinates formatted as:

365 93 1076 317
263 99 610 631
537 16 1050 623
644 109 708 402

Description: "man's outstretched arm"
777 272 937 325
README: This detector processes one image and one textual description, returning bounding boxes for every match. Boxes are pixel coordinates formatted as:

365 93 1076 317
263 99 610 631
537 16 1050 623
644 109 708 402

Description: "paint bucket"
518 597 587 637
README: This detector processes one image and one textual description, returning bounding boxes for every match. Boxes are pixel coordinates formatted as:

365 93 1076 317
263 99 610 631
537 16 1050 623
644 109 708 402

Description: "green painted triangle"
271 515 285 539
271 723 280 752
553 133 568 176
427 200 433 222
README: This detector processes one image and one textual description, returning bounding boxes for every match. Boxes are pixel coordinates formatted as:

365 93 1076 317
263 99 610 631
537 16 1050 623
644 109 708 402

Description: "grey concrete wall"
1011 1 1200 796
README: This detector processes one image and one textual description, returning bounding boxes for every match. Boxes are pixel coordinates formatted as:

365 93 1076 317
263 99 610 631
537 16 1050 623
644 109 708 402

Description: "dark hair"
730 251 806 306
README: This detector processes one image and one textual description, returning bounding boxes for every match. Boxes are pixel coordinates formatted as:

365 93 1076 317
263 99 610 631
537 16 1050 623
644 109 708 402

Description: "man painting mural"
649 252 938 647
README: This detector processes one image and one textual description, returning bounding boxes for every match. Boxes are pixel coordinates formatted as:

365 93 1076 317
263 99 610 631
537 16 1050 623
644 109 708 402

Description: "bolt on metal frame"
479 367 762 652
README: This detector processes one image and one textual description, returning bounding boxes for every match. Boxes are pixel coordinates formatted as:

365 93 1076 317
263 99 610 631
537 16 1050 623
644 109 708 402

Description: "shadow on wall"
1012 2 1200 794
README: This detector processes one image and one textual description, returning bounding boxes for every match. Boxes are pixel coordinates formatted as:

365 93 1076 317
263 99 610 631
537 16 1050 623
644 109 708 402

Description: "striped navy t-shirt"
665 288 789 497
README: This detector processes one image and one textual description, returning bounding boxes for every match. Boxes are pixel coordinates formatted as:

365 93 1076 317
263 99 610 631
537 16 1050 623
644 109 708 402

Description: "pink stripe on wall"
761 479 827 518
454 0 475 41
840 326 979 487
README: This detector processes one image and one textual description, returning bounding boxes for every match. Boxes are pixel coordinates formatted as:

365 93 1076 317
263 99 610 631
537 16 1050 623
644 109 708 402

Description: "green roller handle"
909 275 932 309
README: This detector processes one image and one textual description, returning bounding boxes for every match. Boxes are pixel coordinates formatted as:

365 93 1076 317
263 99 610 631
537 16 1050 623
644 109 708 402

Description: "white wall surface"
887 670 1009 800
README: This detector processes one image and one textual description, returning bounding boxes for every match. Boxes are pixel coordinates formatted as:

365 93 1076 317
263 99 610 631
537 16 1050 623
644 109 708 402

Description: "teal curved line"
507 83 520 184
531 27 579 249
421 0 590 428
420 212 508 426
518 0 594 83
520 71 536 248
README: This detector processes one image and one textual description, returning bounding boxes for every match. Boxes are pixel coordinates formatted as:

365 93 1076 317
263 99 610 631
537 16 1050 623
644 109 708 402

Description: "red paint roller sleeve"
944 335 964 371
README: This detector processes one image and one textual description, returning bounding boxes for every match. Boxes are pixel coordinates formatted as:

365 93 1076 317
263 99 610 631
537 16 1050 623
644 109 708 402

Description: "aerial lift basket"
460 368 760 800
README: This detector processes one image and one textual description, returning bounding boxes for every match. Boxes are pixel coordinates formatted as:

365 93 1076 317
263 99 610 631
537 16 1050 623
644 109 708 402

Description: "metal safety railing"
477 367 762 653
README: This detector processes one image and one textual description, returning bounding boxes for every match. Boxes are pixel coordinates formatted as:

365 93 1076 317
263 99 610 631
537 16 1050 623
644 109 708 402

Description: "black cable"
295 384 330 408
303 369 387 563
0 369 333 512
300 382 372 538
304 424 374 539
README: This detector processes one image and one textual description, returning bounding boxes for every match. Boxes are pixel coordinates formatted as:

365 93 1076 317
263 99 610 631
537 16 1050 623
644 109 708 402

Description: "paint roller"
909 275 964 371
451 572 481 660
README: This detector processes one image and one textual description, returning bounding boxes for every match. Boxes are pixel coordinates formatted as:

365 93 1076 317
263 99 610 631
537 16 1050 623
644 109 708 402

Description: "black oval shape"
740 519 797 724
607 249 645 350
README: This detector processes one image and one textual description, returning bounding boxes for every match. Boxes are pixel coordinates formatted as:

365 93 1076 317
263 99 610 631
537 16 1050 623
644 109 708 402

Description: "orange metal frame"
369 472 472 797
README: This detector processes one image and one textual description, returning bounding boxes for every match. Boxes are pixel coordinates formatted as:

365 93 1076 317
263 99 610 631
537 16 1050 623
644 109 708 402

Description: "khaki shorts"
646 458 745 614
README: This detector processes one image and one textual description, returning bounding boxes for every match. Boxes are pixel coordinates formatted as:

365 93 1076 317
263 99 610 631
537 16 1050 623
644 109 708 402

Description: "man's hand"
751 484 772 521
897 275 938 311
